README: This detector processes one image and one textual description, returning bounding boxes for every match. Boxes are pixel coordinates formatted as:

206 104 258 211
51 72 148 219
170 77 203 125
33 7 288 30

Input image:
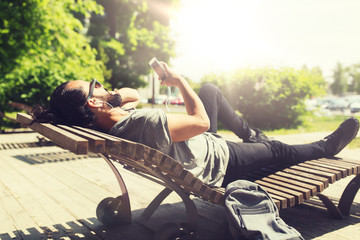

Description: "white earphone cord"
96 100 114 109
165 86 171 113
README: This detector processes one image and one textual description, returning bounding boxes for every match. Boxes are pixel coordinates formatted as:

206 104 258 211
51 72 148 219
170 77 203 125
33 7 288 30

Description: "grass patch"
219 114 360 149
264 115 353 136
348 137 360 149
218 115 356 135
264 115 360 149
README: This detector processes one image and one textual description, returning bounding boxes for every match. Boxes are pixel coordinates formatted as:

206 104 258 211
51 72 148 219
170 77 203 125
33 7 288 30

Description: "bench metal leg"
102 153 200 236
98 153 131 224
147 183 200 240
317 174 360 219
338 174 360 216
317 194 343 219
169 184 199 230
139 181 199 231
135 165 199 232
141 187 173 220
101 153 199 231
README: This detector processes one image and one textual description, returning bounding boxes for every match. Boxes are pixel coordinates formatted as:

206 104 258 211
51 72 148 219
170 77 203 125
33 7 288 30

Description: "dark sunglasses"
86 79 106 102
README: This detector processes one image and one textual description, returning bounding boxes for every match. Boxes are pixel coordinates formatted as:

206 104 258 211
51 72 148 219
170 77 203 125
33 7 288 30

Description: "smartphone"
149 57 167 81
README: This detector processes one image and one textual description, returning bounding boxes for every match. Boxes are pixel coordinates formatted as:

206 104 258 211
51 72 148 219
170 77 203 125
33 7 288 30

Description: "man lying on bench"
30 61 359 188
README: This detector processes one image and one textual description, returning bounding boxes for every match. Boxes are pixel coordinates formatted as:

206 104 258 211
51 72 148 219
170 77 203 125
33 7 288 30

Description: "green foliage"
0 0 179 130
201 67 326 130
331 62 348 95
330 62 360 95
346 64 360 93
0 0 104 112
87 0 178 89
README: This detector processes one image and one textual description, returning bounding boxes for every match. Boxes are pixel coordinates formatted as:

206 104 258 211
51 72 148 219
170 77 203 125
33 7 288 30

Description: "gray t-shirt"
109 109 230 187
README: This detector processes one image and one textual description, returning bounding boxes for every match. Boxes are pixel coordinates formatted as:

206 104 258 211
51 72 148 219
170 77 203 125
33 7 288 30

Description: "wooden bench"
16 113 360 237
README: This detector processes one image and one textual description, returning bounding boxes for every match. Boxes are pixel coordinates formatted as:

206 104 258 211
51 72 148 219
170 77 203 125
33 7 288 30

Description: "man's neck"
93 108 130 132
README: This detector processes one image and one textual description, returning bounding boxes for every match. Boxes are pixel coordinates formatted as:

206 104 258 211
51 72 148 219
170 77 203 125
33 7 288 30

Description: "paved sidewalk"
0 130 359 240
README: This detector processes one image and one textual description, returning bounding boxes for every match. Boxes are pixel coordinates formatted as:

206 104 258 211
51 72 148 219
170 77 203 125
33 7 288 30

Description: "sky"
168 0 360 82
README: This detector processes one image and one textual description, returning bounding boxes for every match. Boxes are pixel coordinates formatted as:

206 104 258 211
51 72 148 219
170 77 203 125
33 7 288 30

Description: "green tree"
87 0 178 89
347 64 360 93
331 62 348 95
0 0 104 129
201 67 326 130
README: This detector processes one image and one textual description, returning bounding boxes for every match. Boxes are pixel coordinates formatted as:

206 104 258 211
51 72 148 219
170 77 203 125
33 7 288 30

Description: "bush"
201 67 326 130
0 0 104 130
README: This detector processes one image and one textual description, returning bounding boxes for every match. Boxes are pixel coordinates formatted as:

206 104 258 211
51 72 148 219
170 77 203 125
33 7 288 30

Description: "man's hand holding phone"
149 57 181 87
149 57 167 81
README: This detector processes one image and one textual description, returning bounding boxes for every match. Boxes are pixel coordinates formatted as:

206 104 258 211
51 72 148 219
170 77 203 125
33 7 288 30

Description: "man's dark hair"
31 82 96 128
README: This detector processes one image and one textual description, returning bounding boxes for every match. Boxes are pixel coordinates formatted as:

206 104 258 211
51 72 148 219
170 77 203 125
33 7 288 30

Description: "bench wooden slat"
269 194 287 209
179 179 207 197
209 189 224 204
255 179 303 204
341 158 360 164
265 190 293 207
290 165 337 183
341 158 360 173
318 158 359 174
303 161 348 177
16 113 88 154
73 126 123 149
249 170 316 196
201 185 216 202
250 174 311 200
298 163 342 179
248 170 317 196
279 167 330 187
264 177 311 199
124 144 197 185
56 125 105 153
315 159 356 175
246 172 305 202
260 166 325 192
273 171 325 192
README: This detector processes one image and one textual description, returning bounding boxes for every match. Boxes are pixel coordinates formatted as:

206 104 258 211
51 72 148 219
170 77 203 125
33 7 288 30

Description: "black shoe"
244 128 269 143
324 117 359 156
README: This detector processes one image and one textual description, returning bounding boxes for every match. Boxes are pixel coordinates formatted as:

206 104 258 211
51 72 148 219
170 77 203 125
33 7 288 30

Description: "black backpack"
224 180 304 240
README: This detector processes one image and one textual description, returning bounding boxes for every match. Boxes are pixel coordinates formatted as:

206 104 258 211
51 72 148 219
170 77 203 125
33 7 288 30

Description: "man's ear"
87 98 103 108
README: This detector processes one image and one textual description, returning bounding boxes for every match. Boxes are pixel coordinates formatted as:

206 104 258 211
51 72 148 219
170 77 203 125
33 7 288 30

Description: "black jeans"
198 83 326 187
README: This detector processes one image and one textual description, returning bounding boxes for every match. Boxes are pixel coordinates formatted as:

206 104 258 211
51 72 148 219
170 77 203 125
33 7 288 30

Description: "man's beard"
107 93 122 107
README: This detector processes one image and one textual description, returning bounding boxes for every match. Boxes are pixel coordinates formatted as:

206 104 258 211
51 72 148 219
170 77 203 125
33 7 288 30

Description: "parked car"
350 102 360 113
170 97 184 105
316 97 336 109
344 95 360 103
326 98 349 112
